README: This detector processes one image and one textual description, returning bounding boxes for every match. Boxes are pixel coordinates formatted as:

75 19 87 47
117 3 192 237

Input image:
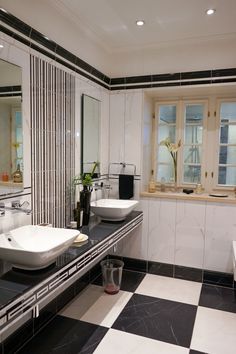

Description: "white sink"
91 199 139 221
0 225 80 270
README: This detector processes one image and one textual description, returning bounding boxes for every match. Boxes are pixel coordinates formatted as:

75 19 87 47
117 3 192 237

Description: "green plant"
73 161 99 191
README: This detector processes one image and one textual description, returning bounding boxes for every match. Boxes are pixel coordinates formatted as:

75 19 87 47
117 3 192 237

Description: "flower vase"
173 159 178 192
80 187 91 225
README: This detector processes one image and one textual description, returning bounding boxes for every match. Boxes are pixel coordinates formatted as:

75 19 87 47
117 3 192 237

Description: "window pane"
220 125 236 144
159 105 176 124
16 127 22 142
185 125 203 144
219 146 236 164
15 111 22 126
218 166 236 185
183 146 201 164
157 164 173 182
16 144 23 158
183 165 201 183
157 146 173 164
185 104 203 123
158 125 176 143
220 102 236 123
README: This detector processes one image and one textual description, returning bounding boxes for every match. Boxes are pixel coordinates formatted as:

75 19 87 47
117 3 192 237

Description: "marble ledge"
140 191 236 204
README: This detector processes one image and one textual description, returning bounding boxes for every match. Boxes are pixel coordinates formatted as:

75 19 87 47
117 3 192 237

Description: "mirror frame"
0 59 23 196
81 94 100 178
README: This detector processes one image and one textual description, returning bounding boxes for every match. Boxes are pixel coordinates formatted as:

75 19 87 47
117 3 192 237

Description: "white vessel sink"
0 225 80 270
91 199 139 221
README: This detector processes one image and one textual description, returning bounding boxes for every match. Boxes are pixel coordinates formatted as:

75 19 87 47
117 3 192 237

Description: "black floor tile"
112 293 197 348
17 315 108 354
189 350 208 354
92 269 145 292
199 284 236 313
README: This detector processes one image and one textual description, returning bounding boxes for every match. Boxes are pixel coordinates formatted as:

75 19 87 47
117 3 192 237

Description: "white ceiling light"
206 8 216 15
0 44 4 48
136 20 145 26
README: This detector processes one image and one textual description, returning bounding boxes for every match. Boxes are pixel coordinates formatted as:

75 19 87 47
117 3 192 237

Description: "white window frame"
212 98 236 190
154 100 180 184
154 99 208 189
180 99 208 187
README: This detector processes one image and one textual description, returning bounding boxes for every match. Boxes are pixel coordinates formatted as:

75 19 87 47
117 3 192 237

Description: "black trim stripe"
1 9 236 91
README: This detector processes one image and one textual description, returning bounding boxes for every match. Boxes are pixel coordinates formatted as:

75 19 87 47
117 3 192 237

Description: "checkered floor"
19 270 236 354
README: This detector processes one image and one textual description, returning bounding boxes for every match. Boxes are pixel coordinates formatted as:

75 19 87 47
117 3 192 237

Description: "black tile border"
117 257 234 288
203 269 234 288
1 8 236 91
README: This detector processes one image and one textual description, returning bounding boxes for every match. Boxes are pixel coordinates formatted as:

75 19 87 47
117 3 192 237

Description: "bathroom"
0 0 236 353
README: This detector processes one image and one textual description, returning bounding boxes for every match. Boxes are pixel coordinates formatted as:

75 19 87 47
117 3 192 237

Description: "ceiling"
52 0 236 53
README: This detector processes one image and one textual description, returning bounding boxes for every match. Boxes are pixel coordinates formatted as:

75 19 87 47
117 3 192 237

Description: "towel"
119 174 134 199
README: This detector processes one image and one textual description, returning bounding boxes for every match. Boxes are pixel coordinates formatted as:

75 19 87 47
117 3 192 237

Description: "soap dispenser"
13 164 23 183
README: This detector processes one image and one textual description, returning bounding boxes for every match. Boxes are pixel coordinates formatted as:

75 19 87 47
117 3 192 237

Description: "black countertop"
0 211 142 310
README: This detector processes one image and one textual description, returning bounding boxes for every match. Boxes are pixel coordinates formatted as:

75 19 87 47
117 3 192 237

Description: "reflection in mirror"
81 94 100 177
0 59 23 196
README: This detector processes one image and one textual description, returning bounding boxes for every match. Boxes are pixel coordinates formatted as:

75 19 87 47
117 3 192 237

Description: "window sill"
140 191 236 204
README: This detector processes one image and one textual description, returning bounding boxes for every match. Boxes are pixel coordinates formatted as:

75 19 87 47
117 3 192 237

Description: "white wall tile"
175 200 206 269
204 202 236 273
114 199 148 260
109 93 125 164
147 198 176 264
124 91 143 175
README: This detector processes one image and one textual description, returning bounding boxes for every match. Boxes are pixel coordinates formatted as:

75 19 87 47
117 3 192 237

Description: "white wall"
109 89 236 275
117 197 236 274
0 1 235 77
109 90 143 199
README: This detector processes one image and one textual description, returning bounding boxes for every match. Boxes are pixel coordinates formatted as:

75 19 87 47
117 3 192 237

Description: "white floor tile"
94 328 189 354
191 306 236 354
135 274 201 305
60 284 132 327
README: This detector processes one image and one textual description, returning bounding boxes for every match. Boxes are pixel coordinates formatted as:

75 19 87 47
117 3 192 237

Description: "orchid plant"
160 137 181 184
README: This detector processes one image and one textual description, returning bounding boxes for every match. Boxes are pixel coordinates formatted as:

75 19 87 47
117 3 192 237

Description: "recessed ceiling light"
0 44 4 48
206 8 216 15
136 20 145 26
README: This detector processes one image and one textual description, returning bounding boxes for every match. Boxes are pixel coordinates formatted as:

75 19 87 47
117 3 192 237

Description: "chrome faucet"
94 182 104 191
0 201 31 215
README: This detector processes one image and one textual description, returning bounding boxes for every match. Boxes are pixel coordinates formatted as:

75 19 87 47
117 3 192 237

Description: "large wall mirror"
81 94 100 176
0 59 23 196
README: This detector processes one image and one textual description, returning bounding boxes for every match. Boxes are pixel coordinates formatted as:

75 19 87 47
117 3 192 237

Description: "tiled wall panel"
30 56 75 227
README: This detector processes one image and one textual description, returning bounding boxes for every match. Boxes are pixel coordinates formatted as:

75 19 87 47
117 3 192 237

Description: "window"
217 100 236 186
153 97 236 191
156 103 177 183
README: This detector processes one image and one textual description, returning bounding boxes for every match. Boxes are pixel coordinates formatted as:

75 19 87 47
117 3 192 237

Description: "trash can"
100 259 124 294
